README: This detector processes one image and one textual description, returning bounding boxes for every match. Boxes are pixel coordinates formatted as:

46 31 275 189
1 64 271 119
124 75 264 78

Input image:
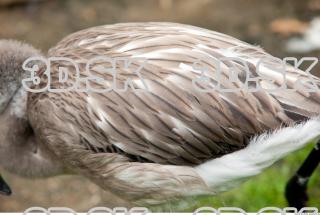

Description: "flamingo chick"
0 23 320 207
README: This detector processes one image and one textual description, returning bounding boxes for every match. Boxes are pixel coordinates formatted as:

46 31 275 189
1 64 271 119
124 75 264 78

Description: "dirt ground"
0 0 319 212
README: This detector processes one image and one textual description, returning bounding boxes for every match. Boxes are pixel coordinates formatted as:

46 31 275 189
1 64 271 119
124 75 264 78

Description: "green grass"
180 143 320 212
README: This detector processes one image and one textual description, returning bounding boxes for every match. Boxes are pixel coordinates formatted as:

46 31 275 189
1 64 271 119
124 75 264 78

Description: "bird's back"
28 22 320 167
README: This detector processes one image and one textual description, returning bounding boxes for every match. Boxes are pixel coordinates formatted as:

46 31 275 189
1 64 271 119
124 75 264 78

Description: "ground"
0 0 319 212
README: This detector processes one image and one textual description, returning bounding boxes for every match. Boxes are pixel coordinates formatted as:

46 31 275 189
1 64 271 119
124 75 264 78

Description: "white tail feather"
195 117 320 192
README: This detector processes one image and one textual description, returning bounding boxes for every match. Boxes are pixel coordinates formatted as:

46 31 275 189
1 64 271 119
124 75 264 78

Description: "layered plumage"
24 23 320 205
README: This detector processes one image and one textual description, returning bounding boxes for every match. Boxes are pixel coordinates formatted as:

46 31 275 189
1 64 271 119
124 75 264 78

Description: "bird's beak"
0 174 11 196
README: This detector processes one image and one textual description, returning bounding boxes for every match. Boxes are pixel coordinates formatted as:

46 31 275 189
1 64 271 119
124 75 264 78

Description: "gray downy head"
0 39 41 195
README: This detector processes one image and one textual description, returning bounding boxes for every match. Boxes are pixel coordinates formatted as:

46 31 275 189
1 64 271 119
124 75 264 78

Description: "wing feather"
42 22 320 166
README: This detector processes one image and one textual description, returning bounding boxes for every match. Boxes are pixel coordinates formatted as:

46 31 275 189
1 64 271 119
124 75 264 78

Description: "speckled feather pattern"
26 22 320 205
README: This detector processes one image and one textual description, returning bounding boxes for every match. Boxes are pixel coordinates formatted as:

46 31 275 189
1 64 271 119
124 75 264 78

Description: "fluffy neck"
8 87 28 119
0 87 64 178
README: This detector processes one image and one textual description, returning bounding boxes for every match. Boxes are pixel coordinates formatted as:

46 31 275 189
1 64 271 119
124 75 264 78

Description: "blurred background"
0 0 319 212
